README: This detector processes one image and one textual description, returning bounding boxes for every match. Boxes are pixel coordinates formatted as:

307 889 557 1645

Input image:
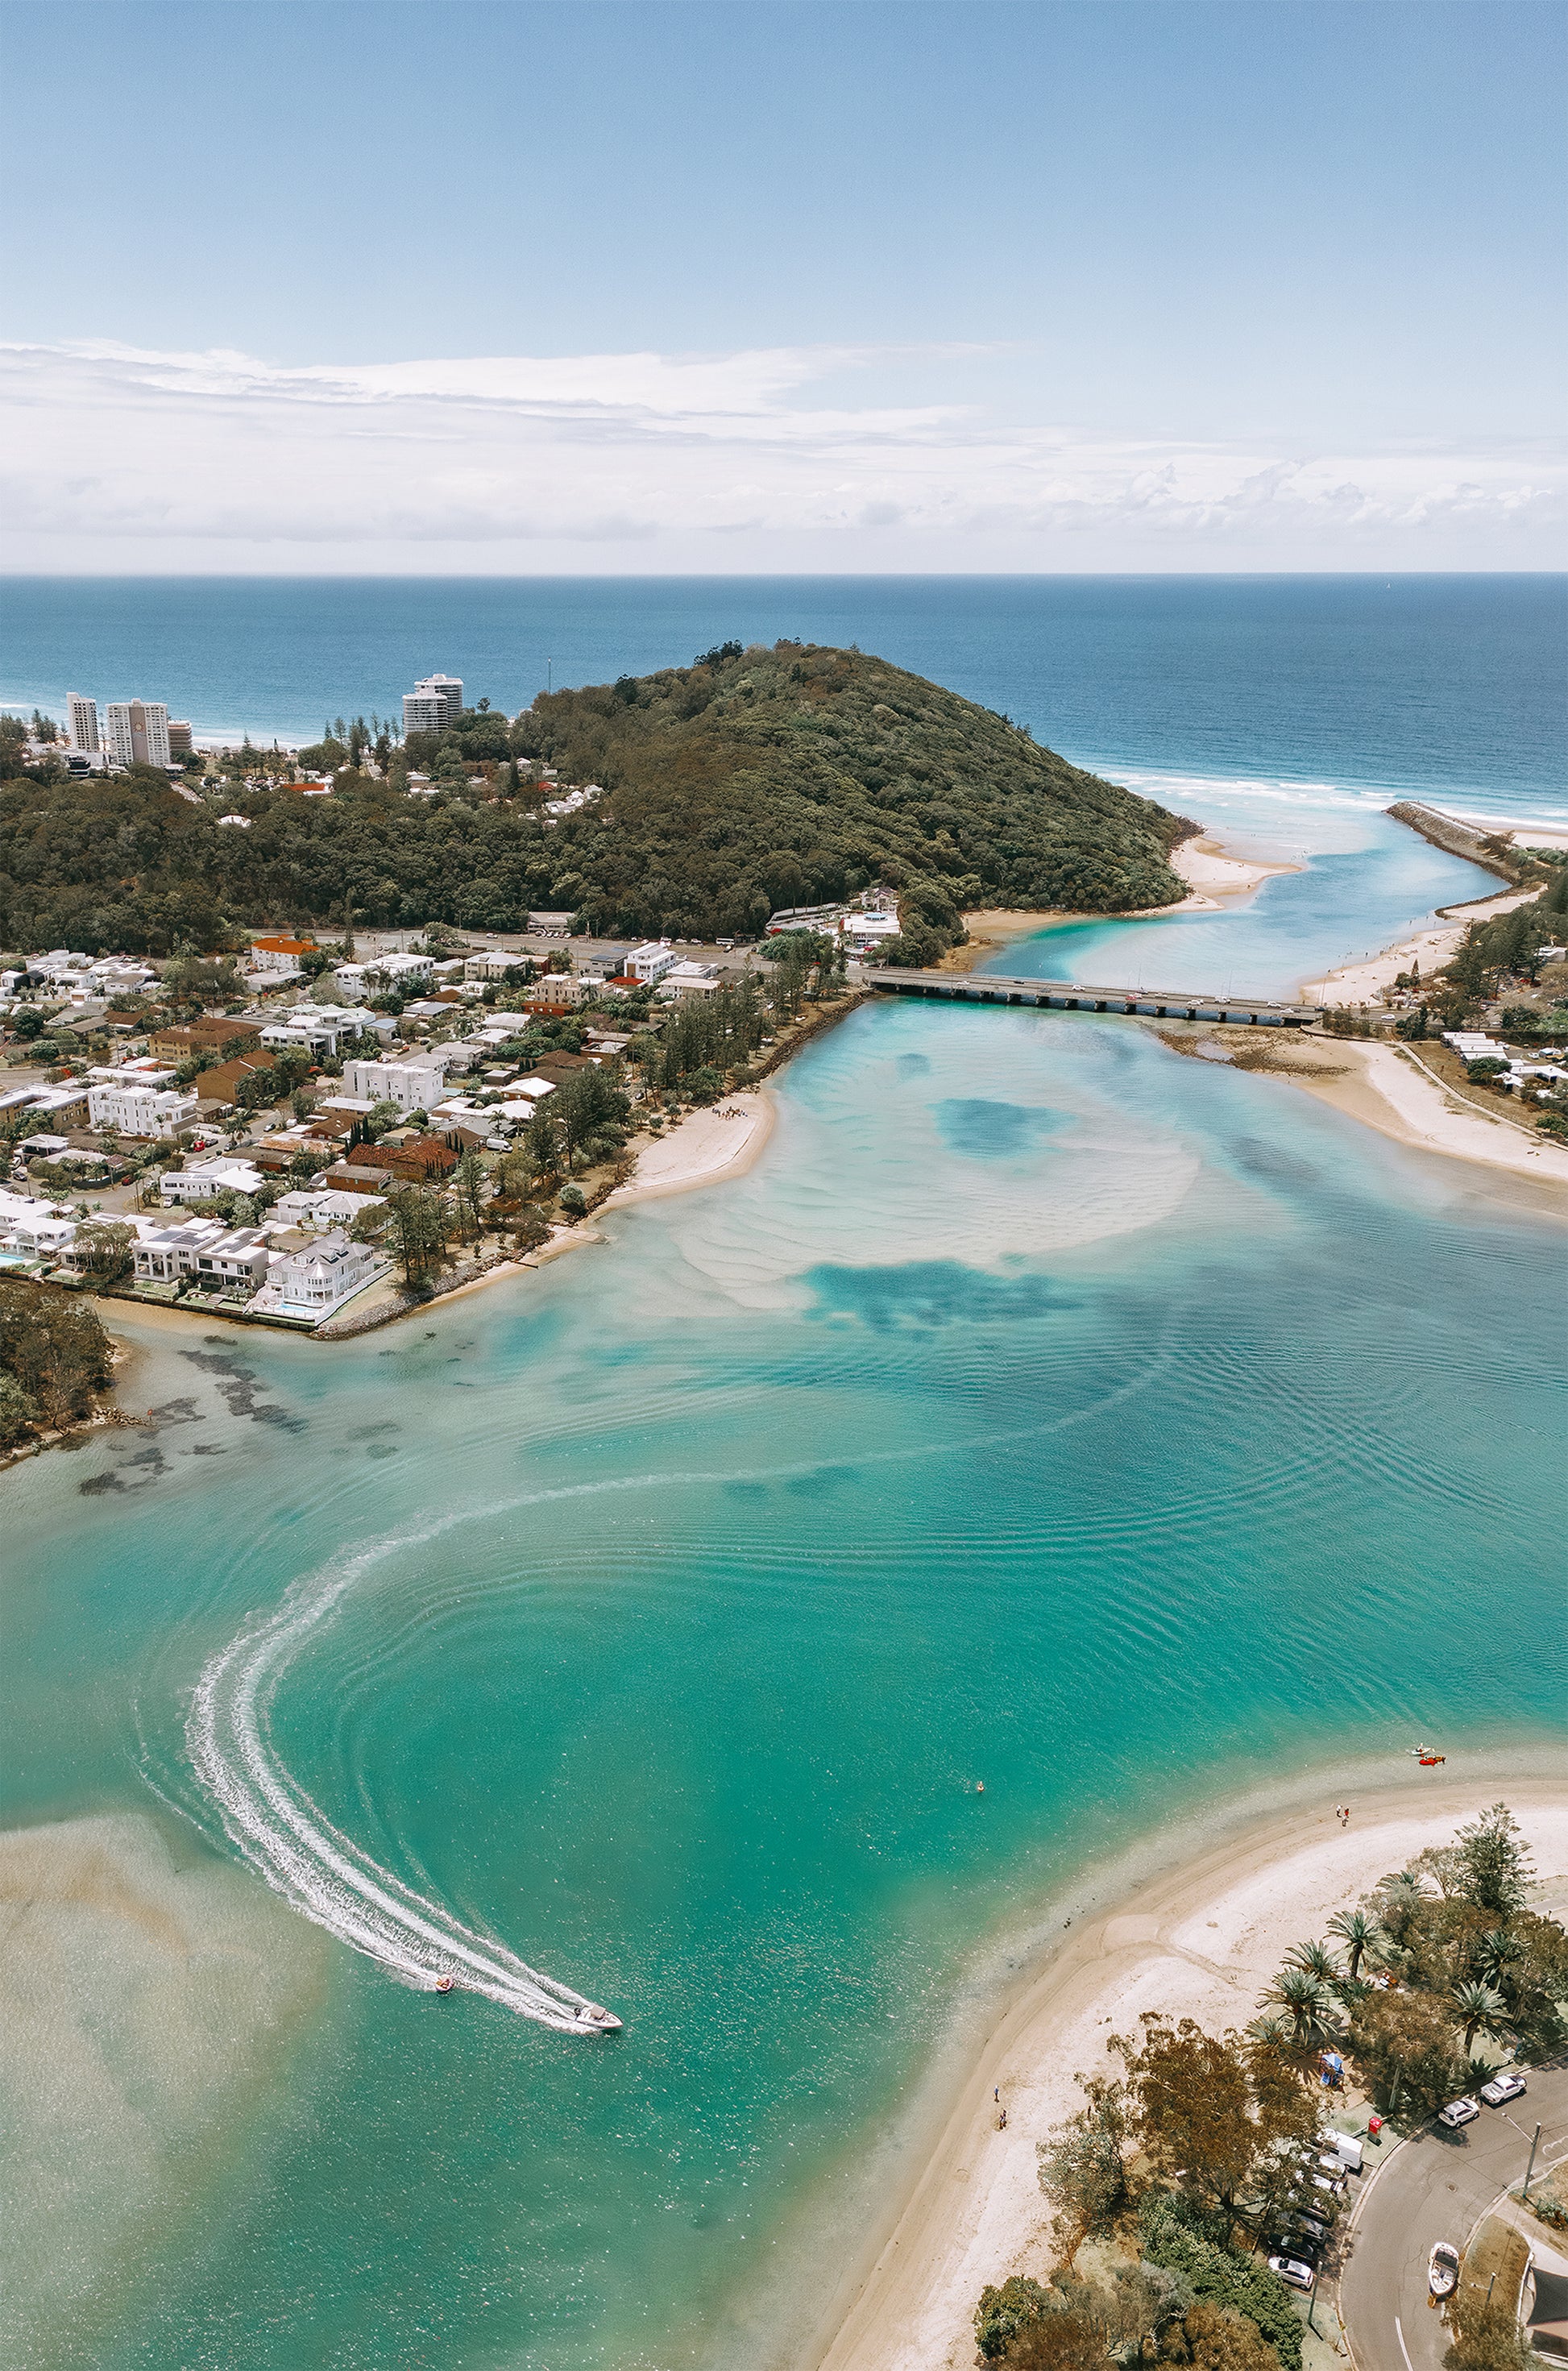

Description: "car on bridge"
1438 2095 1481 2128
1479 2072 1527 2107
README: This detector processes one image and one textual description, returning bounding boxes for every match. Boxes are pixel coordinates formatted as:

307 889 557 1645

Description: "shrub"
1139 2197 1302 2371
974 2275 1050 2361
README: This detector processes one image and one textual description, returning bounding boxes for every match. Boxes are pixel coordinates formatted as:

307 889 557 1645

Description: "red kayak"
1419 1754 1446 1767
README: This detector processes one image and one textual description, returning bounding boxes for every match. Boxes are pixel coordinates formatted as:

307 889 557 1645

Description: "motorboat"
434 1974 455 1994
574 2003 622 2033
1429 2241 1460 2300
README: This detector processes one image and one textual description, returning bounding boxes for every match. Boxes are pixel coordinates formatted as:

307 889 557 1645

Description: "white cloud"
2 338 1562 570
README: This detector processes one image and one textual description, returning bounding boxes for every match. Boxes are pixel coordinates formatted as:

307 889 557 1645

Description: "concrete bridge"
863 968 1321 1028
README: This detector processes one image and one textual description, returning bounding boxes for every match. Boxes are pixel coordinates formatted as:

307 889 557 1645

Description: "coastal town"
0 895 886 1364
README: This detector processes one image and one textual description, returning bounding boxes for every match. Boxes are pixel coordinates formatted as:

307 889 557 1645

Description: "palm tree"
1450 1979 1509 2053
1473 1929 1524 1992
1262 1966 1340 2046
1327 1909 1383 1982
1285 1939 1340 1983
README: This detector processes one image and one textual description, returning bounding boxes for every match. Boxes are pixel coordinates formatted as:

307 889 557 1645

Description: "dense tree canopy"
0 643 1189 955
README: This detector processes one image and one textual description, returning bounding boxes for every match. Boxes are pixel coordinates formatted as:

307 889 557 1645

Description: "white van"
1327 2135 1364 2174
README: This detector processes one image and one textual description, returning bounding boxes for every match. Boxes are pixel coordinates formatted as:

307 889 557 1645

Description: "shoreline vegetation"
809 1774 1568 2371
928 817 1568 1194
934 842 1299 976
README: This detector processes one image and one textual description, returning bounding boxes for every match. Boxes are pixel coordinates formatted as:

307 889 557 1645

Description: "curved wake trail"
184 1349 1176 2033
188 1559 618 2034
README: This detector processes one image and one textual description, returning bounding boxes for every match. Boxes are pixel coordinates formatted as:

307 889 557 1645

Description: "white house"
87 1082 199 1137
251 1229 384 1319
342 1057 449 1113
131 1219 269 1293
0 1189 78 1261
259 1003 377 1057
364 951 434 989
464 950 528 980
625 941 675 985
161 1157 267 1206
268 1187 385 1231
657 961 720 1000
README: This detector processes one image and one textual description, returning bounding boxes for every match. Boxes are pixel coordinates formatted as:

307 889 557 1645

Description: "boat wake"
187 1554 620 2034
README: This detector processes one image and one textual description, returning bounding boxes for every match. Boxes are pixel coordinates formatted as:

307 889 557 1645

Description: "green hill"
520 641 1191 957
0 642 1190 957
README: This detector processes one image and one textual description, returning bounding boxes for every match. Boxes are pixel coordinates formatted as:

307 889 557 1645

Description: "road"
1339 2066 1568 2371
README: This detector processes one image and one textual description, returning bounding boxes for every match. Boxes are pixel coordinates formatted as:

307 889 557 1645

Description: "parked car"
1268 2255 1316 2293
1479 2073 1527 2107
1286 2210 1332 2246
1266 2230 1321 2265
1439 2096 1481 2129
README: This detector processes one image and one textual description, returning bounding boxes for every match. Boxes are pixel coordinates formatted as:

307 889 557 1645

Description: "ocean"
1 576 1565 2369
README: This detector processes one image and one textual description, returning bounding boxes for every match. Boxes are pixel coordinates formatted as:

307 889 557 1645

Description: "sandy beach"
1301 888 1535 1008
601 1090 775 1207
811 1771 1568 2371
939 838 1297 974
1151 1028 1568 1195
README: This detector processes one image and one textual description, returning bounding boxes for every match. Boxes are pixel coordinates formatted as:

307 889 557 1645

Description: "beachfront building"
104 700 171 770
131 1219 269 1293
87 1081 198 1137
251 1229 384 1321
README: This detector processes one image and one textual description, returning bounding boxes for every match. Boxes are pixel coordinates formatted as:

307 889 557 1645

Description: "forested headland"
0 643 1191 958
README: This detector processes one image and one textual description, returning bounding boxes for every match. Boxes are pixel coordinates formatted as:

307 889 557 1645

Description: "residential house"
0 1189 79 1262
317 1161 396 1196
160 1157 267 1206
132 1219 269 1293
192 1050 276 1110
363 952 435 991
657 962 720 1000
269 1187 386 1231
351 1134 458 1183
251 1230 384 1319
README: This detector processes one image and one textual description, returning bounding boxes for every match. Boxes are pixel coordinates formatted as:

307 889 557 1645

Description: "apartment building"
104 700 171 770
401 674 465 735
67 693 100 754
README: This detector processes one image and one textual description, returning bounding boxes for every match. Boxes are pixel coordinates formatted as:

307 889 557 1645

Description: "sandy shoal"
938 841 1297 975
811 1772 1568 2371
1301 889 1536 1008
1242 1032 1568 1194
601 1090 775 1208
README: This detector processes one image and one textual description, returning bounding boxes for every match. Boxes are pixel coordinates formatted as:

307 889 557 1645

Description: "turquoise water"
2 1002 1564 2368
2 575 1566 2363
987 798 1505 1001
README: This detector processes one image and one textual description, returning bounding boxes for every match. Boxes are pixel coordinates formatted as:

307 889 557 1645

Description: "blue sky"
2 0 1563 571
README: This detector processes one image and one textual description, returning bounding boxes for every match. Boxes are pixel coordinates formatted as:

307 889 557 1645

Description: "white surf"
187 1555 615 2034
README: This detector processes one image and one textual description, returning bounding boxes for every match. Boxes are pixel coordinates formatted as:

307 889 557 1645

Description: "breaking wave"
187 1547 618 2034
